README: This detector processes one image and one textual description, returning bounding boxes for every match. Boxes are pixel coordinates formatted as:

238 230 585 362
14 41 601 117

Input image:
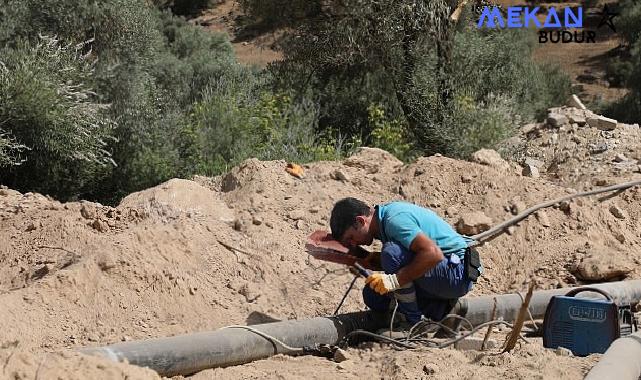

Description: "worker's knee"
362 286 391 312
381 242 412 274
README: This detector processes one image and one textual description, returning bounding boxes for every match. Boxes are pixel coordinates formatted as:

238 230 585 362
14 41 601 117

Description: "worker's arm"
395 233 444 286
365 233 444 295
365 213 445 295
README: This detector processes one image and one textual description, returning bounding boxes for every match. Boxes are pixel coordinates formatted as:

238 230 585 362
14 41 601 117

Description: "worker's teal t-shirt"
377 201 470 259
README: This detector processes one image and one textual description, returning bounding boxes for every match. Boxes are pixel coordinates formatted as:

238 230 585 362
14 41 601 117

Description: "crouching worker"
330 197 482 324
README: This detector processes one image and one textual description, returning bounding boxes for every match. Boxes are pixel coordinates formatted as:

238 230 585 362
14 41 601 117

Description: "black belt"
464 247 482 282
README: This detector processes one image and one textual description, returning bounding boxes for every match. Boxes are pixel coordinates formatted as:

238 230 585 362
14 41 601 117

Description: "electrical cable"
407 320 458 341
389 298 399 339
442 314 475 331
406 314 477 342
343 320 529 350
343 320 528 349
221 318 533 359
414 320 529 349
433 320 530 349
342 330 416 349
222 325 305 355
333 275 359 315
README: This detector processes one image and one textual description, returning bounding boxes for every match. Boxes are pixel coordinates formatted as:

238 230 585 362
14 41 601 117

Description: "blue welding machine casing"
543 287 620 356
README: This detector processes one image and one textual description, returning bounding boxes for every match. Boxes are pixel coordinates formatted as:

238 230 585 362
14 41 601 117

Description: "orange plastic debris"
286 163 305 179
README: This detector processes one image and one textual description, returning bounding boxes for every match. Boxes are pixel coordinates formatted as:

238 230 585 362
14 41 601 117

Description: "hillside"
194 0 628 107
1 103 640 378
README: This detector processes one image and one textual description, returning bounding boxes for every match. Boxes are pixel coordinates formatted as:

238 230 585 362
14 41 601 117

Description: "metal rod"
470 179 641 245
584 331 641 380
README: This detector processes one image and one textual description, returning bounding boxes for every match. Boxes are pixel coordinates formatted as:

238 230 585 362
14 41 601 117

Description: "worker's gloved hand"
365 273 400 295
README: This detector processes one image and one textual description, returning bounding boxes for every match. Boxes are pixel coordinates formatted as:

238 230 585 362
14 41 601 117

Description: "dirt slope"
1 111 641 379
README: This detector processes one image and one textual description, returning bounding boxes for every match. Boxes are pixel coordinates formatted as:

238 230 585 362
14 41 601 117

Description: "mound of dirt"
1 117 640 378
0 347 159 380
119 178 235 223
512 104 641 190
203 341 597 380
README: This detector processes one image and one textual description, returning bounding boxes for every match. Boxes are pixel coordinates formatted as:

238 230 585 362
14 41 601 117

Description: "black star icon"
597 4 618 33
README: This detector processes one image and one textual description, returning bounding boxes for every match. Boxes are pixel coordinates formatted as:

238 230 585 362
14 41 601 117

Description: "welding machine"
543 287 637 356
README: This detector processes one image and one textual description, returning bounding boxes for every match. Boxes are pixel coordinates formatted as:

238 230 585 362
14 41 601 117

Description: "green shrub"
604 91 641 123
389 25 569 157
0 0 164 65
0 36 115 198
151 0 213 17
606 58 634 88
367 104 412 161
299 130 362 162
185 70 331 175
440 94 520 158
98 67 182 202
263 1 570 159
605 41 641 123
588 1 641 121
603 0 641 123
618 0 641 46
0 132 26 167
451 27 570 121
153 11 235 104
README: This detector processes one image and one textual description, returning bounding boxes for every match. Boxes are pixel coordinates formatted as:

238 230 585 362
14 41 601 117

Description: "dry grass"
496 0 628 104
194 0 283 67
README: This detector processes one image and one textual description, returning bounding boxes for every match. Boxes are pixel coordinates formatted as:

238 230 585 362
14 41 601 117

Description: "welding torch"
351 262 372 278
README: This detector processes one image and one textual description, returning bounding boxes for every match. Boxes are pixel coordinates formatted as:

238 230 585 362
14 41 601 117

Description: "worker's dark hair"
330 197 371 240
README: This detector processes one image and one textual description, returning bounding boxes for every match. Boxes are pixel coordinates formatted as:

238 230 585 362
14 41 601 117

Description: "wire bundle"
341 313 536 350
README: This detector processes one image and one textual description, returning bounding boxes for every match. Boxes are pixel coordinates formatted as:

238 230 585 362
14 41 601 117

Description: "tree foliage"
604 0 641 122
0 0 575 203
0 36 115 196
0 0 239 201
151 0 213 17
0 0 337 202
249 0 569 158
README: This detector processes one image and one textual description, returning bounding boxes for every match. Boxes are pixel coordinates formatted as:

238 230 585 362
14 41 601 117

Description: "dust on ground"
192 0 283 67
1 101 640 378
526 0 629 105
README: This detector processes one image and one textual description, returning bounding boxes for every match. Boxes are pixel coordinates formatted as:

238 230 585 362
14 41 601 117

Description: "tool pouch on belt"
464 247 482 282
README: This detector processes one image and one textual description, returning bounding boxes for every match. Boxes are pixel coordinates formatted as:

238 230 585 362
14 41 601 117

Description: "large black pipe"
79 311 390 377
458 280 641 325
80 280 641 377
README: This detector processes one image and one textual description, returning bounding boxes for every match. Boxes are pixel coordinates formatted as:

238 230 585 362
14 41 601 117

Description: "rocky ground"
1 100 641 379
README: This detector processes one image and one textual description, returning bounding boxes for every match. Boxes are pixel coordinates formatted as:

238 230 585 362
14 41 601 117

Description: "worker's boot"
433 299 464 339
375 310 415 339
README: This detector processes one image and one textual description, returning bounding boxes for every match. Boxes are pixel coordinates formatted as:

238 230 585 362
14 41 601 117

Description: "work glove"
365 272 400 295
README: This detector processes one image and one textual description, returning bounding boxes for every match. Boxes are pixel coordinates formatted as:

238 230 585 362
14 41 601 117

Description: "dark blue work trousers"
363 242 472 322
